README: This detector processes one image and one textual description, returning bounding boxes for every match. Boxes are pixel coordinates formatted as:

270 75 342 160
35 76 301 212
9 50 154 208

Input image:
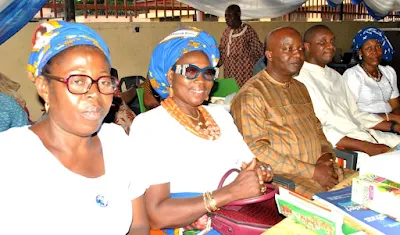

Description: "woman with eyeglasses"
343 27 400 124
0 21 149 235
129 27 275 235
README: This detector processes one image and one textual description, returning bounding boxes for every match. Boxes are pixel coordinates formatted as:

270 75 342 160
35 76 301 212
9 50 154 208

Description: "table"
263 172 375 235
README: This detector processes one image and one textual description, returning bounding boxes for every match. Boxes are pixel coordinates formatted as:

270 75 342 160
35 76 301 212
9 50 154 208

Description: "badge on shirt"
96 195 108 207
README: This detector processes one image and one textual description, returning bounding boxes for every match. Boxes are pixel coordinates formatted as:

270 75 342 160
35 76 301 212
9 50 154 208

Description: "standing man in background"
218 4 264 87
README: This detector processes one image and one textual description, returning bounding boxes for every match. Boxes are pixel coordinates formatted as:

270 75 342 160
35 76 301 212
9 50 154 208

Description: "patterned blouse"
0 93 29 132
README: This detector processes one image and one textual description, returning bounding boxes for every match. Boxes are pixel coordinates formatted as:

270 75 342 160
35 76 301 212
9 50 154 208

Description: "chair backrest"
211 78 239 97
136 87 147 113
333 148 358 170
117 75 146 114
119 76 146 91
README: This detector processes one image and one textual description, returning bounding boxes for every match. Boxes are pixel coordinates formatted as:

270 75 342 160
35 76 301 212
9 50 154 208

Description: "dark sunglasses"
172 64 219 82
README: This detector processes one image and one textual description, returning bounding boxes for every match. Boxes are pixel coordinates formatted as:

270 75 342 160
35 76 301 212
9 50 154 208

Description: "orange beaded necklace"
161 97 221 140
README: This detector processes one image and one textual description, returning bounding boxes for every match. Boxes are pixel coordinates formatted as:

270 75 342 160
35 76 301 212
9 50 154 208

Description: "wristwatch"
390 121 397 133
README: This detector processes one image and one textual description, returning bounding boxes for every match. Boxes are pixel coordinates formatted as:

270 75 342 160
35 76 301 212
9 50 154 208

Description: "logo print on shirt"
96 195 108 207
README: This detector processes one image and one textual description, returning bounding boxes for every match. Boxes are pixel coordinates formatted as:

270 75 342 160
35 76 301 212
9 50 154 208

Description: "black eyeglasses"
42 72 119 95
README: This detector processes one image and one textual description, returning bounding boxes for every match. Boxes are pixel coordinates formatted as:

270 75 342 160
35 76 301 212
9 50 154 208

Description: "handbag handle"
218 168 277 206
218 168 241 189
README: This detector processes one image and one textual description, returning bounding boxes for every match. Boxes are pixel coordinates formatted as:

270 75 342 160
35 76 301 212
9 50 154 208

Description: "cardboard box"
359 151 400 184
351 174 400 221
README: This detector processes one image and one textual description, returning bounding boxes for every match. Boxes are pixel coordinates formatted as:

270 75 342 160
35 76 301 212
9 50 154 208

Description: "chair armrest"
333 148 358 170
273 175 295 191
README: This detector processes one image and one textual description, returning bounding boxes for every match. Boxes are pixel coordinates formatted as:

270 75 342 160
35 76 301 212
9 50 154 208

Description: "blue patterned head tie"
27 20 110 81
148 27 220 99
353 27 394 61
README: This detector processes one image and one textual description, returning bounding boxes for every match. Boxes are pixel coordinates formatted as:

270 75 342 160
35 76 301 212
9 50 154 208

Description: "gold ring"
260 185 267 193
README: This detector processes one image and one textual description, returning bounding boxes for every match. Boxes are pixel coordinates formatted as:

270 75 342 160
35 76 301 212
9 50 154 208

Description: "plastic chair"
117 75 146 114
118 75 146 91
136 87 147 113
211 78 239 97
333 148 358 170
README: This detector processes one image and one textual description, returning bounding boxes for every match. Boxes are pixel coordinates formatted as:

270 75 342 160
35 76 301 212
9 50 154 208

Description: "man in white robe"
295 25 400 168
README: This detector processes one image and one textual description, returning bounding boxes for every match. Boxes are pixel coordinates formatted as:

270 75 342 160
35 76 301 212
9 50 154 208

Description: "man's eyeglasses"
42 72 118 95
172 64 219 82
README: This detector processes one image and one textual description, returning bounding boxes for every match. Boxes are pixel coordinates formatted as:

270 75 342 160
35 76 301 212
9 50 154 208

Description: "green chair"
211 78 239 97
136 87 147 113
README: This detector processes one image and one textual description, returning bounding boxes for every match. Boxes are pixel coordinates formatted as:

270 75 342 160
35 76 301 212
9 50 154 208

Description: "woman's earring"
44 103 50 113
168 85 174 98
359 55 362 60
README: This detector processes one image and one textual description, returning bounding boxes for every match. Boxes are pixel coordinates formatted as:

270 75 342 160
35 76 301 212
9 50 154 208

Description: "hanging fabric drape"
1 0 399 46
178 0 400 20
177 0 307 19
327 0 400 20
0 0 47 45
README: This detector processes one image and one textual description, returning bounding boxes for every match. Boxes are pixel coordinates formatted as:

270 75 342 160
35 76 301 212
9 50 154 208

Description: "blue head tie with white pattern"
148 27 220 99
28 20 110 79
352 27 394 61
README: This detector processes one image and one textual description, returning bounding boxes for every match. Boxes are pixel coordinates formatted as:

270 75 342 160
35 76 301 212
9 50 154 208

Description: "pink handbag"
210 169 283 235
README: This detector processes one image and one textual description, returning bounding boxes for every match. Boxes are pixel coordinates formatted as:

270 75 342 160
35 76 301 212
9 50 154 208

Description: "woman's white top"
0 123 146 235
128 105 255 193
343 64 399 114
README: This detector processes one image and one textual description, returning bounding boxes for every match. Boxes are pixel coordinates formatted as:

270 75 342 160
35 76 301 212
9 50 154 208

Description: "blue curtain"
0 0 47 45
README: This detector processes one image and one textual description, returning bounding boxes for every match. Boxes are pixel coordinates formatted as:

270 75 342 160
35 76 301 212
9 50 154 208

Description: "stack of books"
275 187 363 235
313 186 400 235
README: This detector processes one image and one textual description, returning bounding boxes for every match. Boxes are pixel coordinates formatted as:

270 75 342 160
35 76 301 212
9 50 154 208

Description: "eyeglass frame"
41 72 119 95
172 64 219 82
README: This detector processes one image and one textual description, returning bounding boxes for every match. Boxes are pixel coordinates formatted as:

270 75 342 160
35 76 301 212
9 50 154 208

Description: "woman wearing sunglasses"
129 27 274 235
0 21 149 235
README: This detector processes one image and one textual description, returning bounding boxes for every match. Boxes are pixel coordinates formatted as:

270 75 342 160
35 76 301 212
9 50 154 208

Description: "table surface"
262 172 375 235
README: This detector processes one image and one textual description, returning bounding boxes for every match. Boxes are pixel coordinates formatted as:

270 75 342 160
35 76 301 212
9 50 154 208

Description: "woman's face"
168 51 214 108
359 39 383 67
43 46 113 136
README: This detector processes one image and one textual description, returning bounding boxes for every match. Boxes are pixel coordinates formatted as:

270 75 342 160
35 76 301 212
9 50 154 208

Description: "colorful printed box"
351 174 400 221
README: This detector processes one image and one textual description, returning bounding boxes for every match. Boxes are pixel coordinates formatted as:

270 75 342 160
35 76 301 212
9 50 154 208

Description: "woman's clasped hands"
226 158 274 201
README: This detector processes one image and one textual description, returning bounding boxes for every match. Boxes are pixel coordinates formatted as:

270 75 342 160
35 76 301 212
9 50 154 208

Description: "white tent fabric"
178 0 400 20
329 0 400 20
177 0 307 19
